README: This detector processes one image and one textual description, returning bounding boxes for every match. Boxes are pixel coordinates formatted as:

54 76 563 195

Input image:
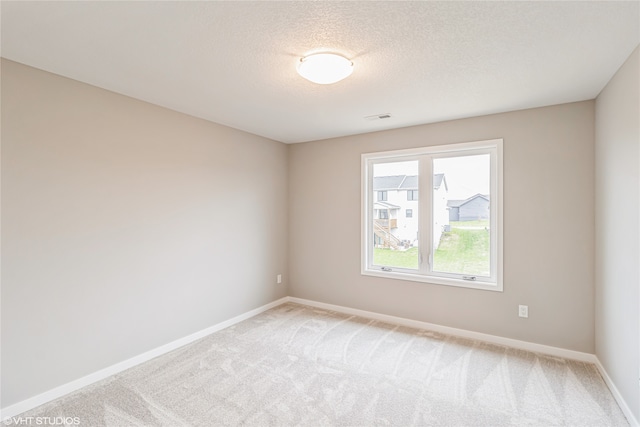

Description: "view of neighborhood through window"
371 155 491 276
372 160 419 270
432 154 491 277
364 140 501 290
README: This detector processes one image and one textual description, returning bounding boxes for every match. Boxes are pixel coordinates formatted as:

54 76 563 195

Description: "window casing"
361 139 503 291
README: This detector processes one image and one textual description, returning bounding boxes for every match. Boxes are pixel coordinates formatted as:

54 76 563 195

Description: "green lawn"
433 227 490 276
373 221 490 275
373 246 419 269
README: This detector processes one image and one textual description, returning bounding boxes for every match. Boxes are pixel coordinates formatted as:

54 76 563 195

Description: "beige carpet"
8 303 629 426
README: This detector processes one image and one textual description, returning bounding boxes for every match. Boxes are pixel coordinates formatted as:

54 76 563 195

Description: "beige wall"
289 101 595 353
1 59 289 407
595 46 639 421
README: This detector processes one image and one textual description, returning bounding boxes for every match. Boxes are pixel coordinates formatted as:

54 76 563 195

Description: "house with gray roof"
447 193 490 221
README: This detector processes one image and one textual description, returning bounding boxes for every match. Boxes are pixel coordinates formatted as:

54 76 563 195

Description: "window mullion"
418 156 432 275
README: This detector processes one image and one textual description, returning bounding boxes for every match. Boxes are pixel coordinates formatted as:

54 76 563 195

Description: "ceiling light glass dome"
297 53 354 85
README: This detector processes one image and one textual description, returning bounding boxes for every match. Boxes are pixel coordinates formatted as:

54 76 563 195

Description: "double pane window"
362 139 503 291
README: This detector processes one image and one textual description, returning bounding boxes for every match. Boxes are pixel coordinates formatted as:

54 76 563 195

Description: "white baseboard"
287 297 597 363
0 297 289 420
594 357 640 427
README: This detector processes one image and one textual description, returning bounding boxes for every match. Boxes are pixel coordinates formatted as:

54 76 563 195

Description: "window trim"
361 139 503 292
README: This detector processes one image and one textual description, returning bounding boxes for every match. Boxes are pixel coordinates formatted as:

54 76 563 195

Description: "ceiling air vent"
365 113 392 121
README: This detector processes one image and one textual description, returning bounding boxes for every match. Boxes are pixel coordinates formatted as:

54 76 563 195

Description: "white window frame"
361 139 503 292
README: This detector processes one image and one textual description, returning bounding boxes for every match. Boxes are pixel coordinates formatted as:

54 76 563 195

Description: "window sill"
361 268 503 292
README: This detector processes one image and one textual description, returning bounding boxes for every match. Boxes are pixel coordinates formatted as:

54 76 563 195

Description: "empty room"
1 1 639 426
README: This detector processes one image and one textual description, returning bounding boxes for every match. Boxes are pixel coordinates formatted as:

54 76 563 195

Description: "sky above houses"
373 155 490 200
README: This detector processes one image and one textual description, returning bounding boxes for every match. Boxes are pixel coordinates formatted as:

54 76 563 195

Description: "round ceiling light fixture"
297 53 354 85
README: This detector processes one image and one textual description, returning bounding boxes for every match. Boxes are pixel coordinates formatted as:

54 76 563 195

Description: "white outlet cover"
518 305 529 318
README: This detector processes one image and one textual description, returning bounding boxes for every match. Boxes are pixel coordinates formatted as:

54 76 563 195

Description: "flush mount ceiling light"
297 53 354 85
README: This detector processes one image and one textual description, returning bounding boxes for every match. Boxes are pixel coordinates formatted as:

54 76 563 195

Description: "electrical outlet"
277 274 282 284
518 305 529 318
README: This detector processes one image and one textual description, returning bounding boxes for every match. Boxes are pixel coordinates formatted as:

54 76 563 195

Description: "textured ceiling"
2 1 639 143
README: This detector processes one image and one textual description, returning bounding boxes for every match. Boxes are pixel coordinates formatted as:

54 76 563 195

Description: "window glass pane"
372 160 419 270
432 154 490 277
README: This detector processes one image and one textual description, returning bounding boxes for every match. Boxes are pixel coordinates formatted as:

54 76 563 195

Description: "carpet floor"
9 303 629 426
